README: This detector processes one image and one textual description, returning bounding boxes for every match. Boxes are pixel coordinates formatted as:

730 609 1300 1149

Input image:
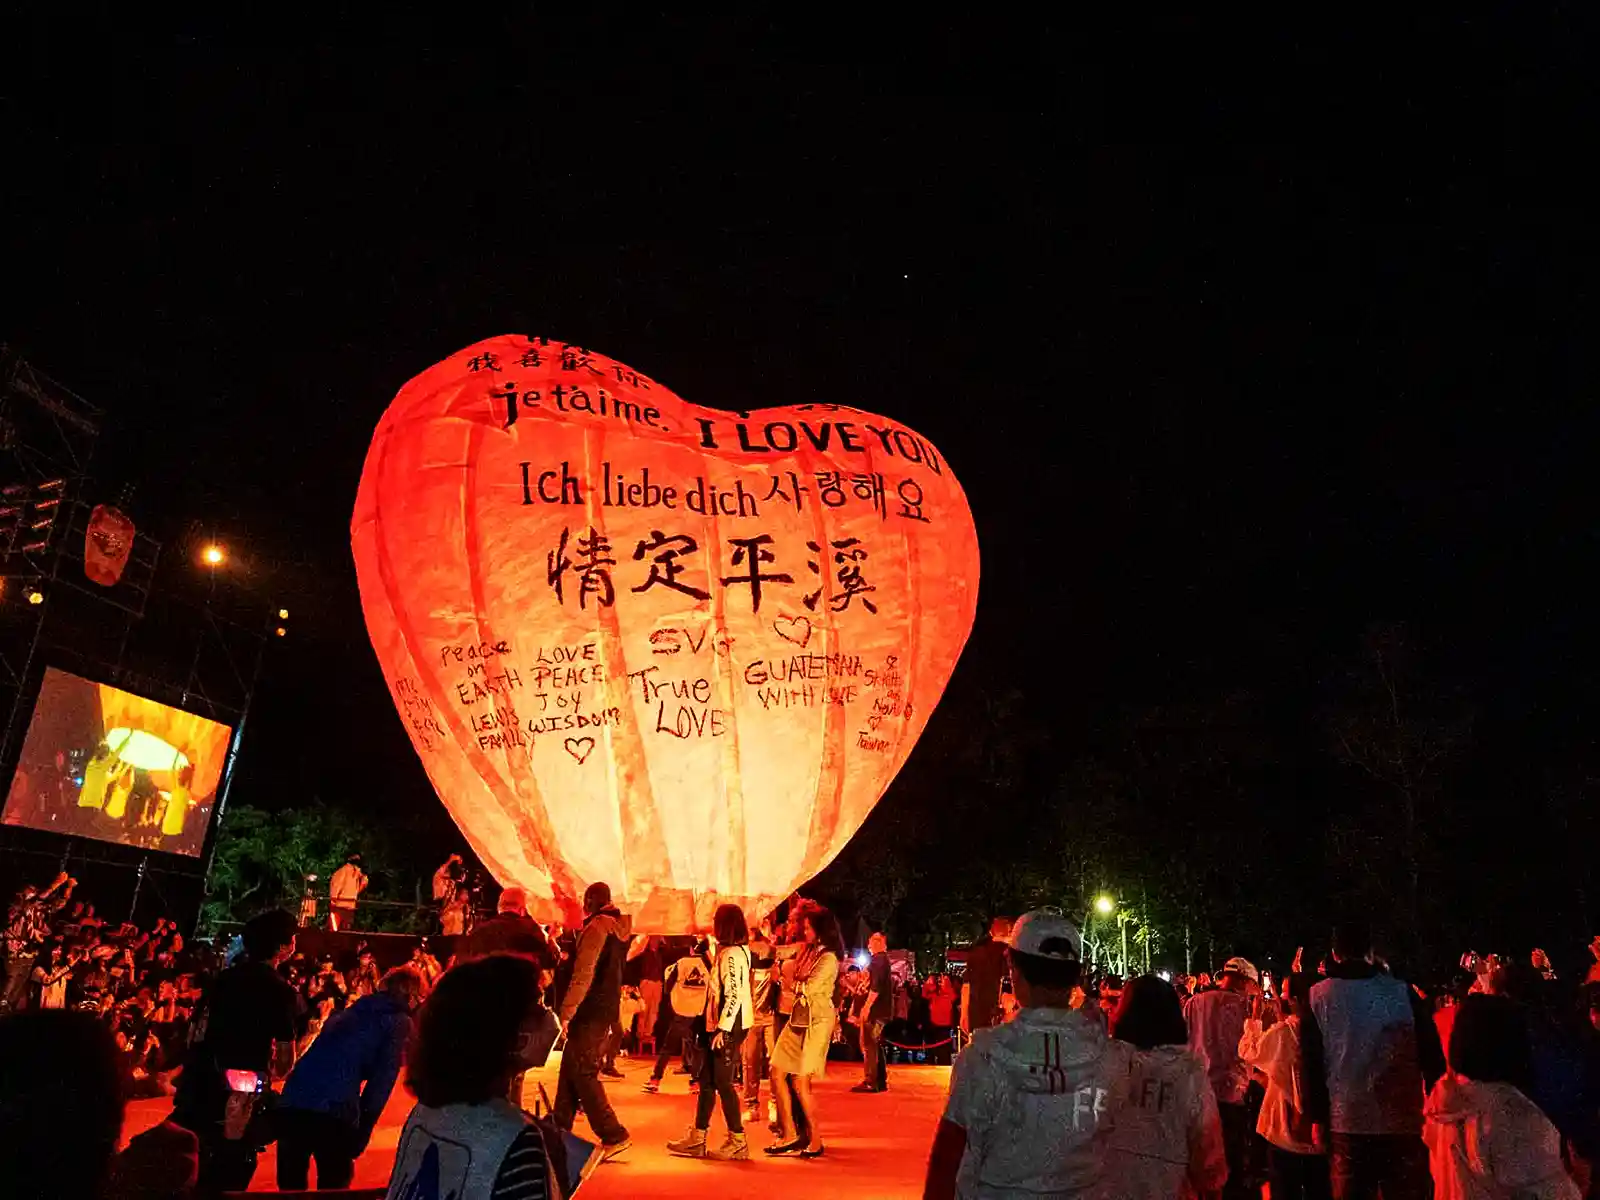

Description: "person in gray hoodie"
923 908 1131 1199
553 881 633 1163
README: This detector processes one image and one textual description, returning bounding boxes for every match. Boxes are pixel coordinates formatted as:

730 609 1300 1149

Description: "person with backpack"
644 938 712 1093
922 908 1130 1198
383 955 556 1200
667 905 754 1161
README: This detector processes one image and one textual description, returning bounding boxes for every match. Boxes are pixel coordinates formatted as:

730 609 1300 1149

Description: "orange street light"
201 544 225 567
27 589 45 605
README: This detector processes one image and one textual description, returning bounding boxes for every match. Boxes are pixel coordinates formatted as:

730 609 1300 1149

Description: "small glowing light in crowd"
1094 895 1115 916
26 589 45 605
278 608 289 619
854 951 870 967
202 544 225 566
1158 970 1172 982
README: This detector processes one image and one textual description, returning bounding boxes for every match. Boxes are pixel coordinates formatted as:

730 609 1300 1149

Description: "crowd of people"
924 914 1600 1200
12 865 1600 1200
3 872 209 1097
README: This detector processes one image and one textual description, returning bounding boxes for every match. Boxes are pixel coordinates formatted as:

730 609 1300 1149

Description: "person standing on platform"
328 855 368 932
960 917 1013 1044
432 854 463 929
855 931 893 1093
554 882 633 1165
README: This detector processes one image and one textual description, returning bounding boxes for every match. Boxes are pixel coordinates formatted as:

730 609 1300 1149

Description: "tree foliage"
199 803 419 934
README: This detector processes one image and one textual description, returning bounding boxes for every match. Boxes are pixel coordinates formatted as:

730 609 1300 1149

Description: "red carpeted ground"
125 1056 949 1197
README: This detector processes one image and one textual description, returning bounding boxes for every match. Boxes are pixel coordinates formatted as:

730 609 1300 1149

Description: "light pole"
1086 895 1115 972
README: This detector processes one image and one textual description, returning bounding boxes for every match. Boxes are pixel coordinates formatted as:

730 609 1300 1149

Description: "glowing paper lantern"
96 684 231 802
84 504 135 586
352 335 979 930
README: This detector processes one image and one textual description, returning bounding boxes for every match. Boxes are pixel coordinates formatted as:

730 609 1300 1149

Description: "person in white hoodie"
923 908 1131 1200
1105 973 1228 1199
1242 973 1328 1200
1423 993 1580 1200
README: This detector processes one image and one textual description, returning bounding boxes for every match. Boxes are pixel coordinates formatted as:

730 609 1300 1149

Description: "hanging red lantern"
84 504 136 586
352 335 979 930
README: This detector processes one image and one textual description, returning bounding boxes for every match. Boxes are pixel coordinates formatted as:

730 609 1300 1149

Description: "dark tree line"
814 621 1587 980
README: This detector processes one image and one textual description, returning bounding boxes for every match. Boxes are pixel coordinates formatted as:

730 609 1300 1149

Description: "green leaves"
199 803 411 934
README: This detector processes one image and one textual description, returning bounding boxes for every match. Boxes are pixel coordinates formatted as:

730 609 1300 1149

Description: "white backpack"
670 957 709 1018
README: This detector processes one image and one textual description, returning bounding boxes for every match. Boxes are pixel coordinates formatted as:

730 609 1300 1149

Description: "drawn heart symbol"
353 334 980 929
772 614 812 648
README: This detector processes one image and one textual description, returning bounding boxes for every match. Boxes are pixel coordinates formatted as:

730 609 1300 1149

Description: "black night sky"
4 14 1597 970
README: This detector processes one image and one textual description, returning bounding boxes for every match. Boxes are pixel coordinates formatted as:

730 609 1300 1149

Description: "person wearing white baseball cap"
923 908 1132 1199
1186 956 1262 1199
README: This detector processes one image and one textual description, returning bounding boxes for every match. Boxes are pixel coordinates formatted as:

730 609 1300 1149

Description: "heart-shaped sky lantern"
352 336 979 931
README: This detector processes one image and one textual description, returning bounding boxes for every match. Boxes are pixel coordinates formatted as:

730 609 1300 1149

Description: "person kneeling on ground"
923 908 1130 1200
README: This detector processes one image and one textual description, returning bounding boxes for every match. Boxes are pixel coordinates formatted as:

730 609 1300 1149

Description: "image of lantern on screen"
4 668 229 860
78 741 196 839
6 738 199 853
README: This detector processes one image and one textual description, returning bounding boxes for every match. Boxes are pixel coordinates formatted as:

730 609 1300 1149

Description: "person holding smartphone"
171 909 299 1194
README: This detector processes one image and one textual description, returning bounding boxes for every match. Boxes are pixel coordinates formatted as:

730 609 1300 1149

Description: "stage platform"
125 1056 949 1197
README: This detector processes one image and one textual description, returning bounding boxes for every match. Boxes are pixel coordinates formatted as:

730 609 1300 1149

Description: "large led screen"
3 667 233 857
